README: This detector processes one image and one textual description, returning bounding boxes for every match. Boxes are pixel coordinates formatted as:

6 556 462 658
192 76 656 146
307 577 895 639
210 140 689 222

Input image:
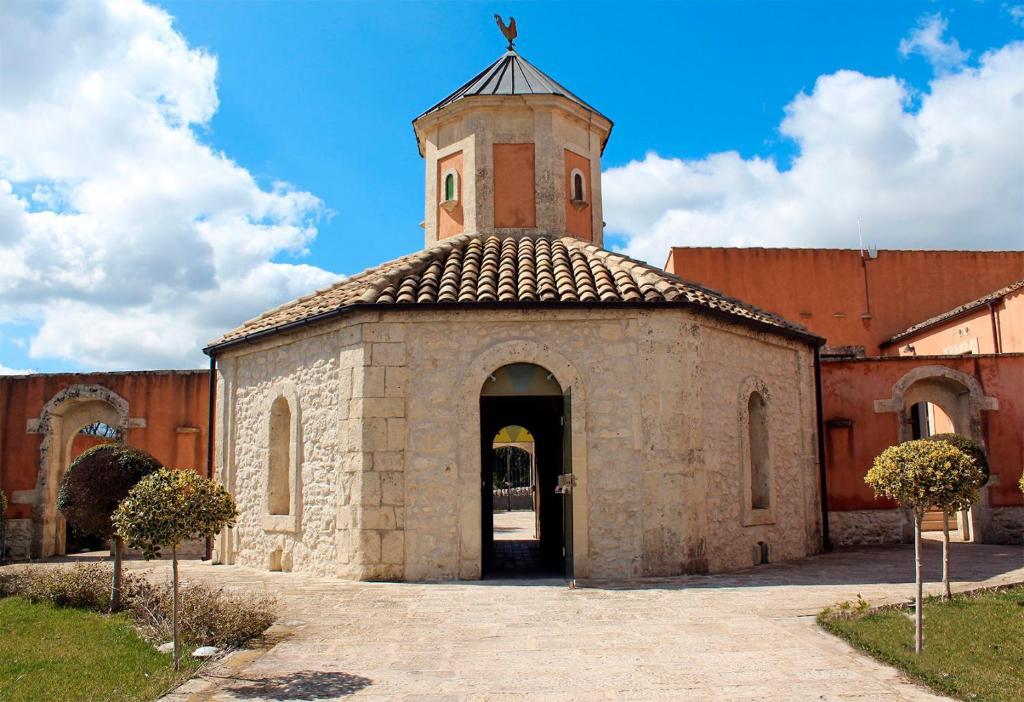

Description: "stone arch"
261 381 302 535
738 376 775 527
874 364 998 541
456 339 589 579
874 365 997 446
28 384 143 558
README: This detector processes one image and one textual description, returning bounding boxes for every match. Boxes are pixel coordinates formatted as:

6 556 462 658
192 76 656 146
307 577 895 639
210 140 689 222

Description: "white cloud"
0 362 34 376
0 0 337 370
899 13 969 72
606 34 1024 265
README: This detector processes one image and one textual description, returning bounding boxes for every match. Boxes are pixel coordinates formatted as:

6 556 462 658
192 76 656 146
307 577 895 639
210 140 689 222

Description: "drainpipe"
988 301 1002 354
204 354 216 561
813 346 832 551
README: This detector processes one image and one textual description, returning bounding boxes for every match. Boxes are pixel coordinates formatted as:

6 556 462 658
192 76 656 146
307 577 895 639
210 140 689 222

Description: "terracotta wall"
563 149 592 241
493 143 536 228
665 248 1024 353
821 355 1024 511
436 151 464 239
0 370 211 521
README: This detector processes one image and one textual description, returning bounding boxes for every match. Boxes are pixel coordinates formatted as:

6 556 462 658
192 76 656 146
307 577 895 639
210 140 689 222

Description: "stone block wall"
699 325 822 571
217 306 822 581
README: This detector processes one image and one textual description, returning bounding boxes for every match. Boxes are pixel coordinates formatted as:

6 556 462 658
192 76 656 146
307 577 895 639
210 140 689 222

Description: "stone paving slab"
17 540 1021 700
143 540 1024 700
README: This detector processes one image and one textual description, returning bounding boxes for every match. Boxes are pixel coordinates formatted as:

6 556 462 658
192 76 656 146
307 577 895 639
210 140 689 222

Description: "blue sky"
162 0 1019 268
0 1 1021 373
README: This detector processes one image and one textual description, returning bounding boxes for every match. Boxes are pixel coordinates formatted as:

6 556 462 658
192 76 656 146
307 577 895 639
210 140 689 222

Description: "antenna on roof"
857 217 865 257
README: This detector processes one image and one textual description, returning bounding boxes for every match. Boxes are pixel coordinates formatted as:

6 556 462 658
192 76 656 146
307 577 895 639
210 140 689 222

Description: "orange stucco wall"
821 355 1024 511
493 143 536 228
436 151 464 239
665 248 1024 354
896 287 1024 356
0 370 210 521
563 149 592 241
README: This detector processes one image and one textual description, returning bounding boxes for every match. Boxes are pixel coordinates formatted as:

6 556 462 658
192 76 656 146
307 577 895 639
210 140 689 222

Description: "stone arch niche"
27 385 145 558
456 340 589 579
874 365 998 542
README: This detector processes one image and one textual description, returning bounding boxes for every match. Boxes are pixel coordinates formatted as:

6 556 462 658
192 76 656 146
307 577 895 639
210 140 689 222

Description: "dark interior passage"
480 394 566 578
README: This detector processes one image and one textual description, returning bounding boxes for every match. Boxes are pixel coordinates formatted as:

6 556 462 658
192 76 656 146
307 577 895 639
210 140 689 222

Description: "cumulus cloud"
899 13 969 72
0 363 35 376
0 0 337 370
606 28 1024 265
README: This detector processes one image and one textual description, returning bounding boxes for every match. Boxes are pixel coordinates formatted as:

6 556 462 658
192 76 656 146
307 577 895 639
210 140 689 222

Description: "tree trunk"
110 535 123 612
172 543 180 671
942 512 951 601
914 510 923 654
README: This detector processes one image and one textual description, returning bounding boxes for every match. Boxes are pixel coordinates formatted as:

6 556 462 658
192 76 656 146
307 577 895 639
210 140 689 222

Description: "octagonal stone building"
206 46 825 581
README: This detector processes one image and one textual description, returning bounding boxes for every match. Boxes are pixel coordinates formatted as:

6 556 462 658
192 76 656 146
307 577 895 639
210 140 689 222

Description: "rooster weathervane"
494 14 517 50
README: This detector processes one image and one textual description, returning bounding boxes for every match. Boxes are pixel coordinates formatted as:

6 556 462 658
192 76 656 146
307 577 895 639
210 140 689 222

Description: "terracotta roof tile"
208 233 813 349
884 279 1024 346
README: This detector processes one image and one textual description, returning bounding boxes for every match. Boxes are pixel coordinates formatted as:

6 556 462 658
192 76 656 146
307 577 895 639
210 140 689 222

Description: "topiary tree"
925 434 987 599
865 439 979 653
113 468 236 670
56 443 161 611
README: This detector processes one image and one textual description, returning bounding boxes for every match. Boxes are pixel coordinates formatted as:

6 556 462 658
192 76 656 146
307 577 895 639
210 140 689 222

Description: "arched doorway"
876 365 998 542
29 385 132 557
480 363 570 578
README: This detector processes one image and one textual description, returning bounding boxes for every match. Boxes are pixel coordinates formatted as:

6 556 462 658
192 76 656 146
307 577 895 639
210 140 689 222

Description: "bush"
57 444 162 538
0 564 275 648
128 580 276 648
926 433 989 481
0 564 125 610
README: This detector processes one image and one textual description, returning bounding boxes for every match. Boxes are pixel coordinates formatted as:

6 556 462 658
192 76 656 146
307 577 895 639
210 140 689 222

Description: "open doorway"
480 363 570 578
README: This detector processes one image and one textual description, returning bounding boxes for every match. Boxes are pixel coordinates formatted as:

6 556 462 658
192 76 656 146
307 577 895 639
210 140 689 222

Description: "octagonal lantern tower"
413 47 613 248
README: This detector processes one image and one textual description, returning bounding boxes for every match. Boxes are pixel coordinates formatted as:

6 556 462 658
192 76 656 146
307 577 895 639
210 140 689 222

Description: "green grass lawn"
819 586 1024 702
0 597 199 702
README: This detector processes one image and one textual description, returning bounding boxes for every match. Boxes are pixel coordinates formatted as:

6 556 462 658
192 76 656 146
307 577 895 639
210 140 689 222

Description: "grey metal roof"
417 50 612 126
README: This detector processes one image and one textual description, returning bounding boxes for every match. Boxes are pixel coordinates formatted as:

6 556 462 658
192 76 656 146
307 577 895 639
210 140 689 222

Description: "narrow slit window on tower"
268 395 291 516
747 391 770 510
442 170 459 204
571 170 586 202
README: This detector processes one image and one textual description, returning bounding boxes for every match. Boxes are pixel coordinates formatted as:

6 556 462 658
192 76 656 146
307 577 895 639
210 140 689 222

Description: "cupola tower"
413 22 613 247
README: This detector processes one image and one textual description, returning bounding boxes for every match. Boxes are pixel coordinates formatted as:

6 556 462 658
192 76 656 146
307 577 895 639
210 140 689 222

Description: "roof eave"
205 299 823 357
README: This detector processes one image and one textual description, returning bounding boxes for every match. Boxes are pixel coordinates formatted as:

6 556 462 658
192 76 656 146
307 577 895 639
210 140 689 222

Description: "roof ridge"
885 278 1024 345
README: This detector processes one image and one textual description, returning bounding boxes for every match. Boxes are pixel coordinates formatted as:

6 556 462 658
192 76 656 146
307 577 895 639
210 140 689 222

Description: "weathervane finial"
494 14 517 50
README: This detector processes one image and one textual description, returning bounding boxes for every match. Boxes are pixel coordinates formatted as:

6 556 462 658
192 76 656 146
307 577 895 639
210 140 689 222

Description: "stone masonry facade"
213 307 822 580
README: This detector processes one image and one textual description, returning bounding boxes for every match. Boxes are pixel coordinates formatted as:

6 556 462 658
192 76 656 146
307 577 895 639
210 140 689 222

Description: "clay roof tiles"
884 279 1024 346
207 233 816 351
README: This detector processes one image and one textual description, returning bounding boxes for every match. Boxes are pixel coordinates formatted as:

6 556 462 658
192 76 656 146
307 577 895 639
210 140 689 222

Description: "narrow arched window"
573 172 585 201
444 172 456 202
268 396 291 515
748 392 770 510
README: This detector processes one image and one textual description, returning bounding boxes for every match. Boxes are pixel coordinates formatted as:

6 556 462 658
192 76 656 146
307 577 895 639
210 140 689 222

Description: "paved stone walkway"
493 510 536 541
120 542 1024 699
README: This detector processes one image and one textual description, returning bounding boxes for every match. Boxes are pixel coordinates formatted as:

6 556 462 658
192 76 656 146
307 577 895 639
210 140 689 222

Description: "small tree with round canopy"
56 443 161 611
926 433 988 599
113 467 236 670
865 439 981 653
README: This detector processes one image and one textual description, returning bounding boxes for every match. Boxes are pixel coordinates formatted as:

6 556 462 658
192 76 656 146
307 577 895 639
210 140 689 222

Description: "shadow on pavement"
227 670 373 700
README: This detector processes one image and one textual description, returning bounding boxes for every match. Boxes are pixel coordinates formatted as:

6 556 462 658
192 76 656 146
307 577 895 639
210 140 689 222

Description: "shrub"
926 433 989 481
866 439 982 653
57 444 162 538
128 580 276 648
57 443 161 611
1 563 275 648
113 468 237 669
0 564 139 610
